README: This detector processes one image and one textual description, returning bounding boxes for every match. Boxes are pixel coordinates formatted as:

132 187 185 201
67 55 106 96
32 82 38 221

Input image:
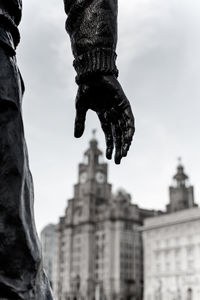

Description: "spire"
173 158 188 187
177 156 182 165
92 129 97 139
84 130 102 168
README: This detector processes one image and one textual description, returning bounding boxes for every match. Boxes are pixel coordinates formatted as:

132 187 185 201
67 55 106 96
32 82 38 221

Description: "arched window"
187 288 192 300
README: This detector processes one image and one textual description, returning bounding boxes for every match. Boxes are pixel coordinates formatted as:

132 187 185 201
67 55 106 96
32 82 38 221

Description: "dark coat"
0 0 21 51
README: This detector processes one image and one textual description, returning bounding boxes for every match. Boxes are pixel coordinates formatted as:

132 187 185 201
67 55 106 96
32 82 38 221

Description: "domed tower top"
74 130 110 204
173 158 188 187
84 130 103 167
166 158 197 213
76 130 108 188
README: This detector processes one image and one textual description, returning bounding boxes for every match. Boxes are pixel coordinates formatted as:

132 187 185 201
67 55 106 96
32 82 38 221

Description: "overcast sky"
17 0 200 233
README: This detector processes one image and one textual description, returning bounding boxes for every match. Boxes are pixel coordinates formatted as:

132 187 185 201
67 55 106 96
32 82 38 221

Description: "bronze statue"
0 0 135 298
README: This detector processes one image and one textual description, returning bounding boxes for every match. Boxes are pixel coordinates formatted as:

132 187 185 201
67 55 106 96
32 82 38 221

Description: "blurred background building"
142 162 200 300
41 137 159 300
41 141 200 300
40 223 57 289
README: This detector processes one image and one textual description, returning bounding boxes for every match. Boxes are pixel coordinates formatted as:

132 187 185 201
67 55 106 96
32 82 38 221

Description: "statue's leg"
0 47 54 299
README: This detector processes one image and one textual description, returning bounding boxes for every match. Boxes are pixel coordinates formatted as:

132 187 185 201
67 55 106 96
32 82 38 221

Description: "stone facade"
143 208 200 300
53 138 158 300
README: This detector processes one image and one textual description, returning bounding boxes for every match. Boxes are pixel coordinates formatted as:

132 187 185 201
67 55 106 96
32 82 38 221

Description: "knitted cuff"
73 48 119 84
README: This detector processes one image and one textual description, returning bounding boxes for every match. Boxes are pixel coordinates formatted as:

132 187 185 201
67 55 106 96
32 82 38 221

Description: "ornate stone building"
53 137 158 300
142 162 200 300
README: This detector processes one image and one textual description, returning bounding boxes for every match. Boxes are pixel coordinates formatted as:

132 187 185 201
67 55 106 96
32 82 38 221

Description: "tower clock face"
95 171 105 183
80 172 87 183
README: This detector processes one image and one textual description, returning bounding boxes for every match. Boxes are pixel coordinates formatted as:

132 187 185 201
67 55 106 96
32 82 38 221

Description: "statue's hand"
74 75 135 164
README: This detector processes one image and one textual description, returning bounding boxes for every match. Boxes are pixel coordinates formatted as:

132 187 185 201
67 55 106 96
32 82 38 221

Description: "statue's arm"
64 0 118 83
64 0 135 164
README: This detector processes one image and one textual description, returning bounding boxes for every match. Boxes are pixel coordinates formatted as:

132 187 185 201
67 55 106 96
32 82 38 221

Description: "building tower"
54 136 112 300
53 136 157 300
166 159 197 213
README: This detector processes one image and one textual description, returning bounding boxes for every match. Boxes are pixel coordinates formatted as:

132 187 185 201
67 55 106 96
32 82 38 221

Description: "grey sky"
17 0 200 233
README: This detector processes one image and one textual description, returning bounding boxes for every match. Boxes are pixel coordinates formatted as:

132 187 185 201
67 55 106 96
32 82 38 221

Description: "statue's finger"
74 106 87 138
122 107 135 155
119 116 128 157
98 112 114 160
123 127 134 154
74 85 90 138
112 123 123 164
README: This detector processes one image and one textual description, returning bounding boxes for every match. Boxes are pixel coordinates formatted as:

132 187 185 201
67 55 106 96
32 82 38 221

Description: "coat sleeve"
64 0 119 83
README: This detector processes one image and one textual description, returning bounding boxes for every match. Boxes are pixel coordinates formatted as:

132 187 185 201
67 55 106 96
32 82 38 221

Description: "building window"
156 263 160 273
166 262 170 272
187 260 194 270
124 222 132 230
175 248 180 257
187 246 194 257
156 240 160 248
175 260 181 271
187 288 193 300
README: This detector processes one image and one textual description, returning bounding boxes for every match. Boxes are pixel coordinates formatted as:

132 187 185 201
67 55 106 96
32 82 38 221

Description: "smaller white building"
142 162 200 300
40 223 57 289
142 207 200 300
